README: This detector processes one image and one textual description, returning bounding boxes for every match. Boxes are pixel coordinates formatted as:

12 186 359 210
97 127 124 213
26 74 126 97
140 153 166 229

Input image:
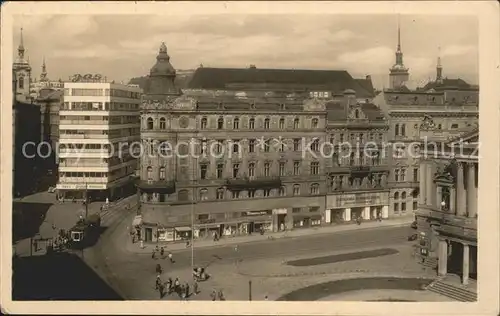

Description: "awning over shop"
132 215 143 227
175 226 192 232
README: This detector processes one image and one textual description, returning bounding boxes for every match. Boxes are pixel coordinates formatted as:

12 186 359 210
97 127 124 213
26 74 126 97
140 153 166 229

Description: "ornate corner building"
136 43 390 243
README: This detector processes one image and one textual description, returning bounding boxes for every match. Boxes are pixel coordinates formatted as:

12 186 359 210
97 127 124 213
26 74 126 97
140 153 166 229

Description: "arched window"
147 166 153 180
310 183 320 195
401 191 407 199
159 167 166 180
394 124 399 136
147 117 154 130
312 118 319 128
401 124 406 136
217 117 224 129
159 117 166 129
293 118 300 129
178 190 189 201
18 76 24 89
216 187 225 200
279 186 286 196
264 118 270 129
201 117 208 129
293 184 300 196
199 188 208 200
233 117 239 129
394 192 399 200
249 117 255 129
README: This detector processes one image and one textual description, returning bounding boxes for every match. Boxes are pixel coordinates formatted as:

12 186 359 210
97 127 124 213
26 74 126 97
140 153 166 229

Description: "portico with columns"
416 128 478 287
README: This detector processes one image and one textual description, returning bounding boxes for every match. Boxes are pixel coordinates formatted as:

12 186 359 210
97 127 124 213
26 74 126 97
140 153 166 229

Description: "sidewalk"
14 194 137 257
126 214 415 255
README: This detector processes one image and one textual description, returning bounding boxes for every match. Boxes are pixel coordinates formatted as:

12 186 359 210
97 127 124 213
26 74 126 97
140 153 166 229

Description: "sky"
13 14 478 89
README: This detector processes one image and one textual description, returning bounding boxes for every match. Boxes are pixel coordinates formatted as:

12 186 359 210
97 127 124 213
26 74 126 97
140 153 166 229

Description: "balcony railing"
225 176 282 191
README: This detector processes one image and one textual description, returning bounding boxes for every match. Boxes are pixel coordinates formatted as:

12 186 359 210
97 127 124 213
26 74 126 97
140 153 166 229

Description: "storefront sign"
56 184 87 190
87 184 107 190
327 192 386 208
245 210 272 216
272 208 287 215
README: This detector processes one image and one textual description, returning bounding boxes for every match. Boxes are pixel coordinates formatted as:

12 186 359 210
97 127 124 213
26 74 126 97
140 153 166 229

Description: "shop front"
326 191 390 224
292 214 322 229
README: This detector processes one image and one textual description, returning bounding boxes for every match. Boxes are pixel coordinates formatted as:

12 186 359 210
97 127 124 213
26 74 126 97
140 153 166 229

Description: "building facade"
56 78 142 201
136 42 392 243
324 90 391 222
416 128 478 286
13 28 32 103
30 57 64 99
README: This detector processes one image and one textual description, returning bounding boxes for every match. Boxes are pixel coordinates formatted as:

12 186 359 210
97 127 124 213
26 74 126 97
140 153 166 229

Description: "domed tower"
147 42 181 97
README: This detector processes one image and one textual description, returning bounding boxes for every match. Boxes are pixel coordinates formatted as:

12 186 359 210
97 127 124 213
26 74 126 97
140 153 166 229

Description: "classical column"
438 239 448 276
450 188 456 213
382 205 389 218
363 206 371 220
426 164 434 206
456 162 467 216
419 162 427 205
344 208 351 221
462 243 470 285
467 163 477 218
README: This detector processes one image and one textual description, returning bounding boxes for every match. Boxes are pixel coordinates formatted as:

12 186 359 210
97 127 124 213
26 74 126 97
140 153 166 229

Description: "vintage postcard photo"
1 1 499 315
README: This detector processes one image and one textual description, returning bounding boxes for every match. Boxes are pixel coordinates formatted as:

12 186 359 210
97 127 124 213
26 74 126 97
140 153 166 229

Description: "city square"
6 6 487 311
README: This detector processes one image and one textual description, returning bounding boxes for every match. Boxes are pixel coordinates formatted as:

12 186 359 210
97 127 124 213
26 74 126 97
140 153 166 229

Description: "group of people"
155 275 198 300
152 245 174 262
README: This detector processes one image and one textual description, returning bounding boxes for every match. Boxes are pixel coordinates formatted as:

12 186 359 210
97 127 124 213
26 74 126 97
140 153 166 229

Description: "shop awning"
175 226 192 232
132 215 143 227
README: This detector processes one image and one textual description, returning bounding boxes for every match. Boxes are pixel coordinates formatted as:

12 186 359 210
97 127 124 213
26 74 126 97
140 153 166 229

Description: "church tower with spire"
13 28 32 102
388 17 410 89
436 47 443 84
40 56 49 82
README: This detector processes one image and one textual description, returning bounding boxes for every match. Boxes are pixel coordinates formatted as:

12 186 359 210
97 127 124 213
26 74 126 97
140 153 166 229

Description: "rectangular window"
264 139 271 152
309 206 320 212
264 162 270 177
413 201 418 211
293 161 300 175
292 207 301 213
413 168 418 182
248 163 255 177
216 164 224 179
232 191 240 199
394 203 399 213
401 202 407 212
248 190 255 198
263 189 271 197
311 138 320 151
310 161 319 175
232 164 239 178
400 169 406 181
200 164 208 179
249 139 255 153
232 140 240 153
293 138 300 151
249 119 255 129
279 162 286 176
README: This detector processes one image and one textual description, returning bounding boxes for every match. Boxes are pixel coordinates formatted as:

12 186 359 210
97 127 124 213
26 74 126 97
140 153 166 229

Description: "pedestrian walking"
193 281 199 295
210 289 217 301
155 245 159 252
152 250 156 259
160 246 165 257
158 283 165 298
218 289 225 301
155 277 161 290
174 277 180 292
185 282 190 297
180 285 186 300
168 252 174 263
156 263 162 274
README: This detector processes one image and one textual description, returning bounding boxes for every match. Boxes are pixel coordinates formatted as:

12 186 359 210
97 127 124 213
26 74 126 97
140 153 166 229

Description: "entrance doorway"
277 214 287 231
145 227 153 242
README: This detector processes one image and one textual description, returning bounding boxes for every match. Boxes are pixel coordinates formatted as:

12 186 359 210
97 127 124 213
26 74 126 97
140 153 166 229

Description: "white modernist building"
56 79 142 201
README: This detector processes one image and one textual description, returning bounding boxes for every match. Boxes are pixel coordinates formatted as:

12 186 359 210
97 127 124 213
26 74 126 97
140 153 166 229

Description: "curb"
236 268 431 278
125 220 413 255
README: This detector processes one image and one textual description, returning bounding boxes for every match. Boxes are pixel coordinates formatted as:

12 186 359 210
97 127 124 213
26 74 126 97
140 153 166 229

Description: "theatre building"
324 90 390 223
416 127 478 288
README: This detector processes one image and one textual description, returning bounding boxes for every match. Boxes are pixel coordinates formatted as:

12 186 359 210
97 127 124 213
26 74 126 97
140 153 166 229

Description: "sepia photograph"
1 1 499 315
